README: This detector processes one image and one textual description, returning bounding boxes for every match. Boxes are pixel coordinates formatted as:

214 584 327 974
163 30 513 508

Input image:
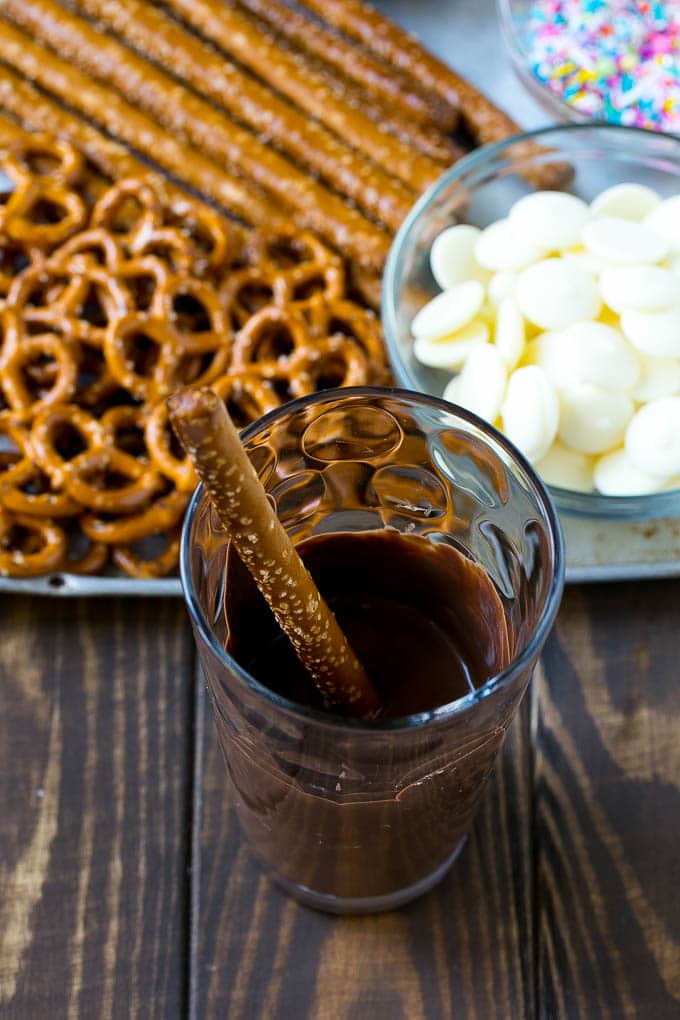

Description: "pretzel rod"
296 0 523 146
0 71 141 180
68 0 415 235
0 113 33 144
3 0 391 273
163 0 443 195
168 387 381 718
0 67 387 303
0 19 281 229
309 55 463 166
235 0 458 132
0 67 382 291
0 68 237 245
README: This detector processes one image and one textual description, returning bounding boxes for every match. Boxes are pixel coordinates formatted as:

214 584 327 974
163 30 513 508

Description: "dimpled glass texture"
182 388 564 913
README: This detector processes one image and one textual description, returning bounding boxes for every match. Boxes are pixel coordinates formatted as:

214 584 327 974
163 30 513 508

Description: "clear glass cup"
181 388 564 914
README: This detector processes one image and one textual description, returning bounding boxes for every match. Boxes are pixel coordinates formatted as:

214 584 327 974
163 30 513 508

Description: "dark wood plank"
191 676 534 1019
536 582 680 1019
0 596 194 1019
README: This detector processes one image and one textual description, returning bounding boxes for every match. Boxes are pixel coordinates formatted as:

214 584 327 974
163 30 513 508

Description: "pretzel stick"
304 53 463 166
235 0 458 132
297 0 572 188
163 0 443 195
168 387 381 719
68 0 415 234
2 0 391 273
0 68 236 243
0 70 142 181
296 0 523 146
0 67 383 300
0 74 247 260
0 18 282 229
0 114 35 145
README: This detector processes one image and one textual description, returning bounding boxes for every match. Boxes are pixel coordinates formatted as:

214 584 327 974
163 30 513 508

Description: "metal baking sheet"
1 513 679 595
1 0 678 594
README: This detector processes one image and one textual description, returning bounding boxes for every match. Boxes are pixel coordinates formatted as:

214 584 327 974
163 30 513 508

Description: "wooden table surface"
1 581 679 1019
1 0 679 1011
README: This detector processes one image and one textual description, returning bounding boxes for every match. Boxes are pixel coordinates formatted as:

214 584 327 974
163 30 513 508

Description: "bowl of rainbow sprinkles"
499 0 680 133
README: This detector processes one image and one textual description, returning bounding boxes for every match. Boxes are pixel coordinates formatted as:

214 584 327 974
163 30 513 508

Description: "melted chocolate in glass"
225 529 509 718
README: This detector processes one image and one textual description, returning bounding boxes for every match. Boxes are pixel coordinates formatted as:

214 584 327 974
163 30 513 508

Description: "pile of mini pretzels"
0 133 386 577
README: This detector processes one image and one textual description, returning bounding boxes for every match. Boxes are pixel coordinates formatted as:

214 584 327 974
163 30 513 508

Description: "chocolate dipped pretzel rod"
163 0 443 195
235 0 458 132
0 18 281 229
68 0 416 234
296 0 523 146
2 0 391 273
168 387 381 719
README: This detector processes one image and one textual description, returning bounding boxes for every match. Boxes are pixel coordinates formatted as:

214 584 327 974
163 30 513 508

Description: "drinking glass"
181 387 564 913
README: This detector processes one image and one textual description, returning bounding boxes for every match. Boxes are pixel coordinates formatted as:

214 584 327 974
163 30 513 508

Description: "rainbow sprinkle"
519 0 680 132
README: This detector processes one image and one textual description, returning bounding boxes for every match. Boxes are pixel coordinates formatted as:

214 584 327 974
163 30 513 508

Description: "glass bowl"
498 0 594 126
382 123 680 520
498 0 680 134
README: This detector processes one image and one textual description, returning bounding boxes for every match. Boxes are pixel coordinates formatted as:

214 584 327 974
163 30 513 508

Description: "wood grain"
537 583 680 1019
2 579 679 1017
190 677 533 1019
0 597 195 1019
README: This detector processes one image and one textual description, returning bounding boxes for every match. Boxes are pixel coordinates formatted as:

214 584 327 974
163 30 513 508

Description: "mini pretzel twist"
0 507 66 576
240 225 345 310
30 403 105 487
1 332 79 414
286 335 370 397
0 456 81 517
61 446 163 514
91 177 163 247
230 304 314 378
3 132 85 186
5 177 87 248
50 228 124 274
111 523 183 578
220 266 283 329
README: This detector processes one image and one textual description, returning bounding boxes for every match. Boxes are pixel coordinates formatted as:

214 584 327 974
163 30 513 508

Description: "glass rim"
180 385 565 733
381 122 680 516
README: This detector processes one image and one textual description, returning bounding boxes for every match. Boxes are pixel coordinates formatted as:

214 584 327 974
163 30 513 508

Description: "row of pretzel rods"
0 0 523 286
0 70 248 267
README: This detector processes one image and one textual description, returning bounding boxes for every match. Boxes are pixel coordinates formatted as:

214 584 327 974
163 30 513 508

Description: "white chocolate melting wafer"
430 224 489 289
516 258 601 331
501 365 558 464
582 215 669 265
591 183 661 221
411 280 484 341
509 190 590 251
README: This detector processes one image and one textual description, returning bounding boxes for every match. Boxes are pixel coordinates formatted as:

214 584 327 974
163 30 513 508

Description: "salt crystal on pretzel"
167 386 381 719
